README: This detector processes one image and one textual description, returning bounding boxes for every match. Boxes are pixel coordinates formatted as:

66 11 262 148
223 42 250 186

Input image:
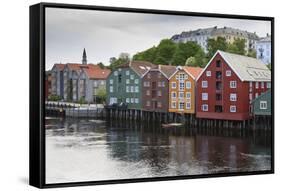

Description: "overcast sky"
46 7 271 70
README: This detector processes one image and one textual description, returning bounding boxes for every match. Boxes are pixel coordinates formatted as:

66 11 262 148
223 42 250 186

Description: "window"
118 74 122 83
131 98 134 103
260 101 267 109
179 73 185 80
161 82 165 87
126 70 130 75
216 93 222 101
144 81 150 87
126 86 130 93
171 92 176 99
230 81 237 88
186 102 191 109
179 102 184 110
135 79 139 84
249 82 253 88
230 105 236 113
202 93 208 100
126 98 130 103
157 102 162 108
135 86 139 93
179 92 184 98
109 79 113 84
255 82 259 89
114 71 118 76
249 93 253 101
147 73 151 79
158 73 162 78
172 82 177 89
261 82 264 89
179 82 185 90
109 86 113 93
146 90 150 96
267 82 271 89
186 81 191 89
100 81 105 85
171 101 176 109
230 93 237 101
202 81 208 88
216 71 222 79
206 71 211 77
135 98 139 104
226 70 231 76
255 93 259 98
186 92 191 99
126 79 130 84
216 60 221 67
157 90 162 96
202 104 208 111
146 101 151 106
130 75 135 80
130 86 134 93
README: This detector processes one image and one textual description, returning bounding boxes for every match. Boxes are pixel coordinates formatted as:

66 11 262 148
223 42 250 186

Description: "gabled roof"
251 89 271 103
129 61 155 76
82 64 111 80
183 66 203 79
52 63 65 71
197 50 271 82
145 65 177 79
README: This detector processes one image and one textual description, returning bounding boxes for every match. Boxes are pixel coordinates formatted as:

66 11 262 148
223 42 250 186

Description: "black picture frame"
30 2 274 188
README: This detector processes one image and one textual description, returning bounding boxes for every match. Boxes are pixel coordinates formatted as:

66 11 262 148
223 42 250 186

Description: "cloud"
46 7 271 70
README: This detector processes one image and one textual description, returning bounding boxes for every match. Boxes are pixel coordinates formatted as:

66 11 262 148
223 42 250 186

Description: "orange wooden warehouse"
168 66 203 113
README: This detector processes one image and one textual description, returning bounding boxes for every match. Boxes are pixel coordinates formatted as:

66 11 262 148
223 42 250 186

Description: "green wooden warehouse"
106 61 155 109
252 89 271 116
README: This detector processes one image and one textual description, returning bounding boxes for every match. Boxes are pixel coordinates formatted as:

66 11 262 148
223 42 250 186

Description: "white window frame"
130 98 134 103
130 86 134 93
126 98 130 103
157 90 162 97
202 81 208 88
171 82 177 89
267 82 271 89
126 70 130 75
230 105 236 113
230 93 237 101
230 81 237 88
206 71 211 77
260 101 267 109
146 101 151 107
179 92 184 99
186 102 191 109
135 98 139 104
249 93 253 101
146 90 150 96
178 102 184 110
109 79 113 84
261 82 264 89
202 93 208 100
135 86 139 93
226 70 231 76
109 86 113 93
255 82 259 89
114 71 118 76
171 101 176 109
130 74 135 80
186 81 191 89
179 82 185 91
202 104 208 111
126 86 130 93
135 79 139 84
126 79 130 84
171 92 176 99
186 92 191 99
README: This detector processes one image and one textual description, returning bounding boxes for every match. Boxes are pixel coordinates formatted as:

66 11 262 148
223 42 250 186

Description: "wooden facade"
142 65 177 112
252 89 271 116
196 50 271 121
168 66 202 113
106 61 154 109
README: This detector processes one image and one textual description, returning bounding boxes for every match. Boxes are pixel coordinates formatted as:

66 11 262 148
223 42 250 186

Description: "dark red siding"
142 70 169 112
196 53 268 121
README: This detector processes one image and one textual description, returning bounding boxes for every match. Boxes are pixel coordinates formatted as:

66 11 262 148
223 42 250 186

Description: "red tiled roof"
183 66 203 79
53 64 65 71
83 64 111 80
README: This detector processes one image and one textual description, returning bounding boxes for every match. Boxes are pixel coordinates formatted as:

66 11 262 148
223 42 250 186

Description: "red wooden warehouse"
196 50 271 121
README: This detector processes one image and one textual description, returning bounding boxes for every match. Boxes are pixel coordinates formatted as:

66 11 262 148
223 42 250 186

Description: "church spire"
82 48 87 64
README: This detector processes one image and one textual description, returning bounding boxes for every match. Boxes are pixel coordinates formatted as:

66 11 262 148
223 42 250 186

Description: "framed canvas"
29 2 274 188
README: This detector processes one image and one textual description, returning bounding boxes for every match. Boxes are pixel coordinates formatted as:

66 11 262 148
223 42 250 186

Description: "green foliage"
154 39 177 65
133 46 157 62
185 56 196 66
97 62 105 69
247 49 257 58
78 96 86 104
227 38 246 55
48 94 61 101
207 37 228 59
267 63 271 70
96 87 106 103
108 53 130 70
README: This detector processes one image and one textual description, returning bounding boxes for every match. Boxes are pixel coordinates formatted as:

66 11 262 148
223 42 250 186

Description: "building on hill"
168 66 203 114
171 26 259 53
106 61 155 109
50 49 110 103
256 34 271 64
142 65 177 112
196 50 271 121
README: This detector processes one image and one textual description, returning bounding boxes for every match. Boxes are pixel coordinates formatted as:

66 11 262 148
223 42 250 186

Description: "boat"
162 123 183 128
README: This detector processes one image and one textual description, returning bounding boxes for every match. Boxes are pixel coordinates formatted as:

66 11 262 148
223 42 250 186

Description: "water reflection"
45 117 271 183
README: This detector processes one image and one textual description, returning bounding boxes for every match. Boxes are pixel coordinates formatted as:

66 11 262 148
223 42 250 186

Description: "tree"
96 87 106 104
154 39 176 65
247 49 257 58
207 37 228 59
133 46 157 62
185 56 196 66
97 62 105 69
108 53 131 70
227 38 246 55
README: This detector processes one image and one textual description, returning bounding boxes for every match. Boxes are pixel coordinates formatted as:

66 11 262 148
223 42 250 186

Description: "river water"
45 117 272 184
